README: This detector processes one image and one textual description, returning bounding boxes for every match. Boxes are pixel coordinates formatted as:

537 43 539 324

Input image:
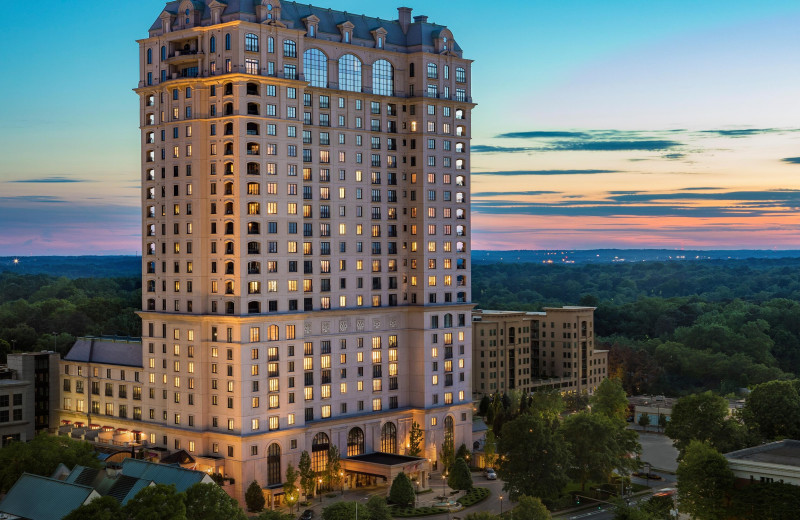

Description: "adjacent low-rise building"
725 440 800 486
0 351 61 445
472 307 608 397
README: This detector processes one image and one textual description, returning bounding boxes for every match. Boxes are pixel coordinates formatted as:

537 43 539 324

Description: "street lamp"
499 495 504 516
318 478 323 502
339 470 344 495
442 473 446 499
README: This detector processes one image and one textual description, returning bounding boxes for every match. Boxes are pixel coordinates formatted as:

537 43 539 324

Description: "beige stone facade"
61 0 474 504
472 307 608 397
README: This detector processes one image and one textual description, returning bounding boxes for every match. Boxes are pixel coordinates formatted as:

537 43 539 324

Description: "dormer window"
338 21 354 44
267 3 273 19
371 27 387 50
345 32 350 43
303 15 319 38
185 9 190 24
309 25 315 37
443 36 448 52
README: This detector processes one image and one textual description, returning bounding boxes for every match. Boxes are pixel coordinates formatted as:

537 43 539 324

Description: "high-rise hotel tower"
133 0 473 501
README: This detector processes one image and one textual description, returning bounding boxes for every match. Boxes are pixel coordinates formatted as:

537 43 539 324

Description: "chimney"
413 15 428 24
397 7 412 33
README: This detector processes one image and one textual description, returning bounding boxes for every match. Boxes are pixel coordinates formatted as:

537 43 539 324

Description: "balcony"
165 49 204 65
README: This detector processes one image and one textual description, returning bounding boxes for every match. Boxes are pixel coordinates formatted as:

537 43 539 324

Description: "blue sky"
1 1 799 253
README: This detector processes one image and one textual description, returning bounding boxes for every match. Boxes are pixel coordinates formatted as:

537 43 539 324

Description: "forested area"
0 273 140 360
473 259 800 396
3 257 800 396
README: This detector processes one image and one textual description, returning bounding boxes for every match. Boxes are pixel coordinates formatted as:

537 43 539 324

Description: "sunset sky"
2 0 800 254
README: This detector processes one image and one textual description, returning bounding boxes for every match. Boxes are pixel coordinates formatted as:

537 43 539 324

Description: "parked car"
485 469 497 480
483 467 494 476
299 510 313 520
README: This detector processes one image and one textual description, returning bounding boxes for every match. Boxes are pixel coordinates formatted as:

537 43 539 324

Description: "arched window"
248 301 260 313
456 126 465 136
427 62 438 79
372 60 394 96
311 432 330 472
224 142 234 155
455 109 464 120
247 163 260 175
455 142 465 153
456 192 465 203
224 182 233 194
146 48 152 65
247 222 259 234
223 103 234 116
444 314 453 328
226 301 235 314
224 162 234 175
380 422 397 454
268 324 279 341
248 241 260 254
338 54 362 92
147 280 155 292
225 261 234 274
347 427 365 456
456 159 465 170
246 122 259 135
247 82 259 95
248 261 261 274
224 82 233 95
210 36 216 53
267 443 281 485
268 37 274 53
303 48 327 88
160 46 166 61
224 202 234 214
147 299 156 311
247 103 259 115
225 241 235 254
224 122 234 135
225 33 231 51
246 142 260 155
225 281 234 294
444 415 455 455
225 222 234 235
457 275 466 287
456 175 465 186
245 33 259 52
457 241 465 252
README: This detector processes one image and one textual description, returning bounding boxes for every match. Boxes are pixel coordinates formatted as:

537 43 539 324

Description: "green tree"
730 481 800 520
62 496 121 520
742 380 800 440
657 414 668 432
388 472 415 507
665 391 747 458
283 463 300 514
497 412 570 502
123 483 187 520
591 377 629 423
676 441 734 520
439 440 455 475
245 480 266 513
364 495 392 520
408 421 423 456
527 390 564 423
326 445 342 492
456 443 471 463
638 413 651 432
447 457 473 491
184 482 246 520
321 501 357 520
483 429 497 469
478 395 491 416
464 512 500 520
510 495 551 520
561 412 633 491
298 450 315 499
0 433 101 493
611 501 659 520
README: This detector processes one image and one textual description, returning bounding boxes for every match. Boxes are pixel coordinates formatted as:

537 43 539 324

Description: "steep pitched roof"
64 338 142 368
0 474 97 520
148 1 461 52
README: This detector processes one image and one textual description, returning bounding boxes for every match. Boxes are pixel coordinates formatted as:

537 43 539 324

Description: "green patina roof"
0 473 95 520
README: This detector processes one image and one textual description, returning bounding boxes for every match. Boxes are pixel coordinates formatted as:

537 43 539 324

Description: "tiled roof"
0 474 95 520
64 338 142 368
120 458 208 493
149 1 461 52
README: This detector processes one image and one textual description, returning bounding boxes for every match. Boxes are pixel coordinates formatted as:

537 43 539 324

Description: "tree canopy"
123 483 187 520
185 482 246 520
665 391 749 458
676 441 734 520
0 434 101 493
388 472 415 507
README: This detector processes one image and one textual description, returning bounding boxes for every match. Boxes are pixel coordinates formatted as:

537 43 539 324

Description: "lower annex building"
472 307 608 397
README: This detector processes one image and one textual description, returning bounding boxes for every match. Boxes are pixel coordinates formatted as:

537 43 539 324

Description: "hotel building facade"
60 0 474 503
472 307 608 397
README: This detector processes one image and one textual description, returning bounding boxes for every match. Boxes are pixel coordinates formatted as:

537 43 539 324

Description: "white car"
485 469 497 480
